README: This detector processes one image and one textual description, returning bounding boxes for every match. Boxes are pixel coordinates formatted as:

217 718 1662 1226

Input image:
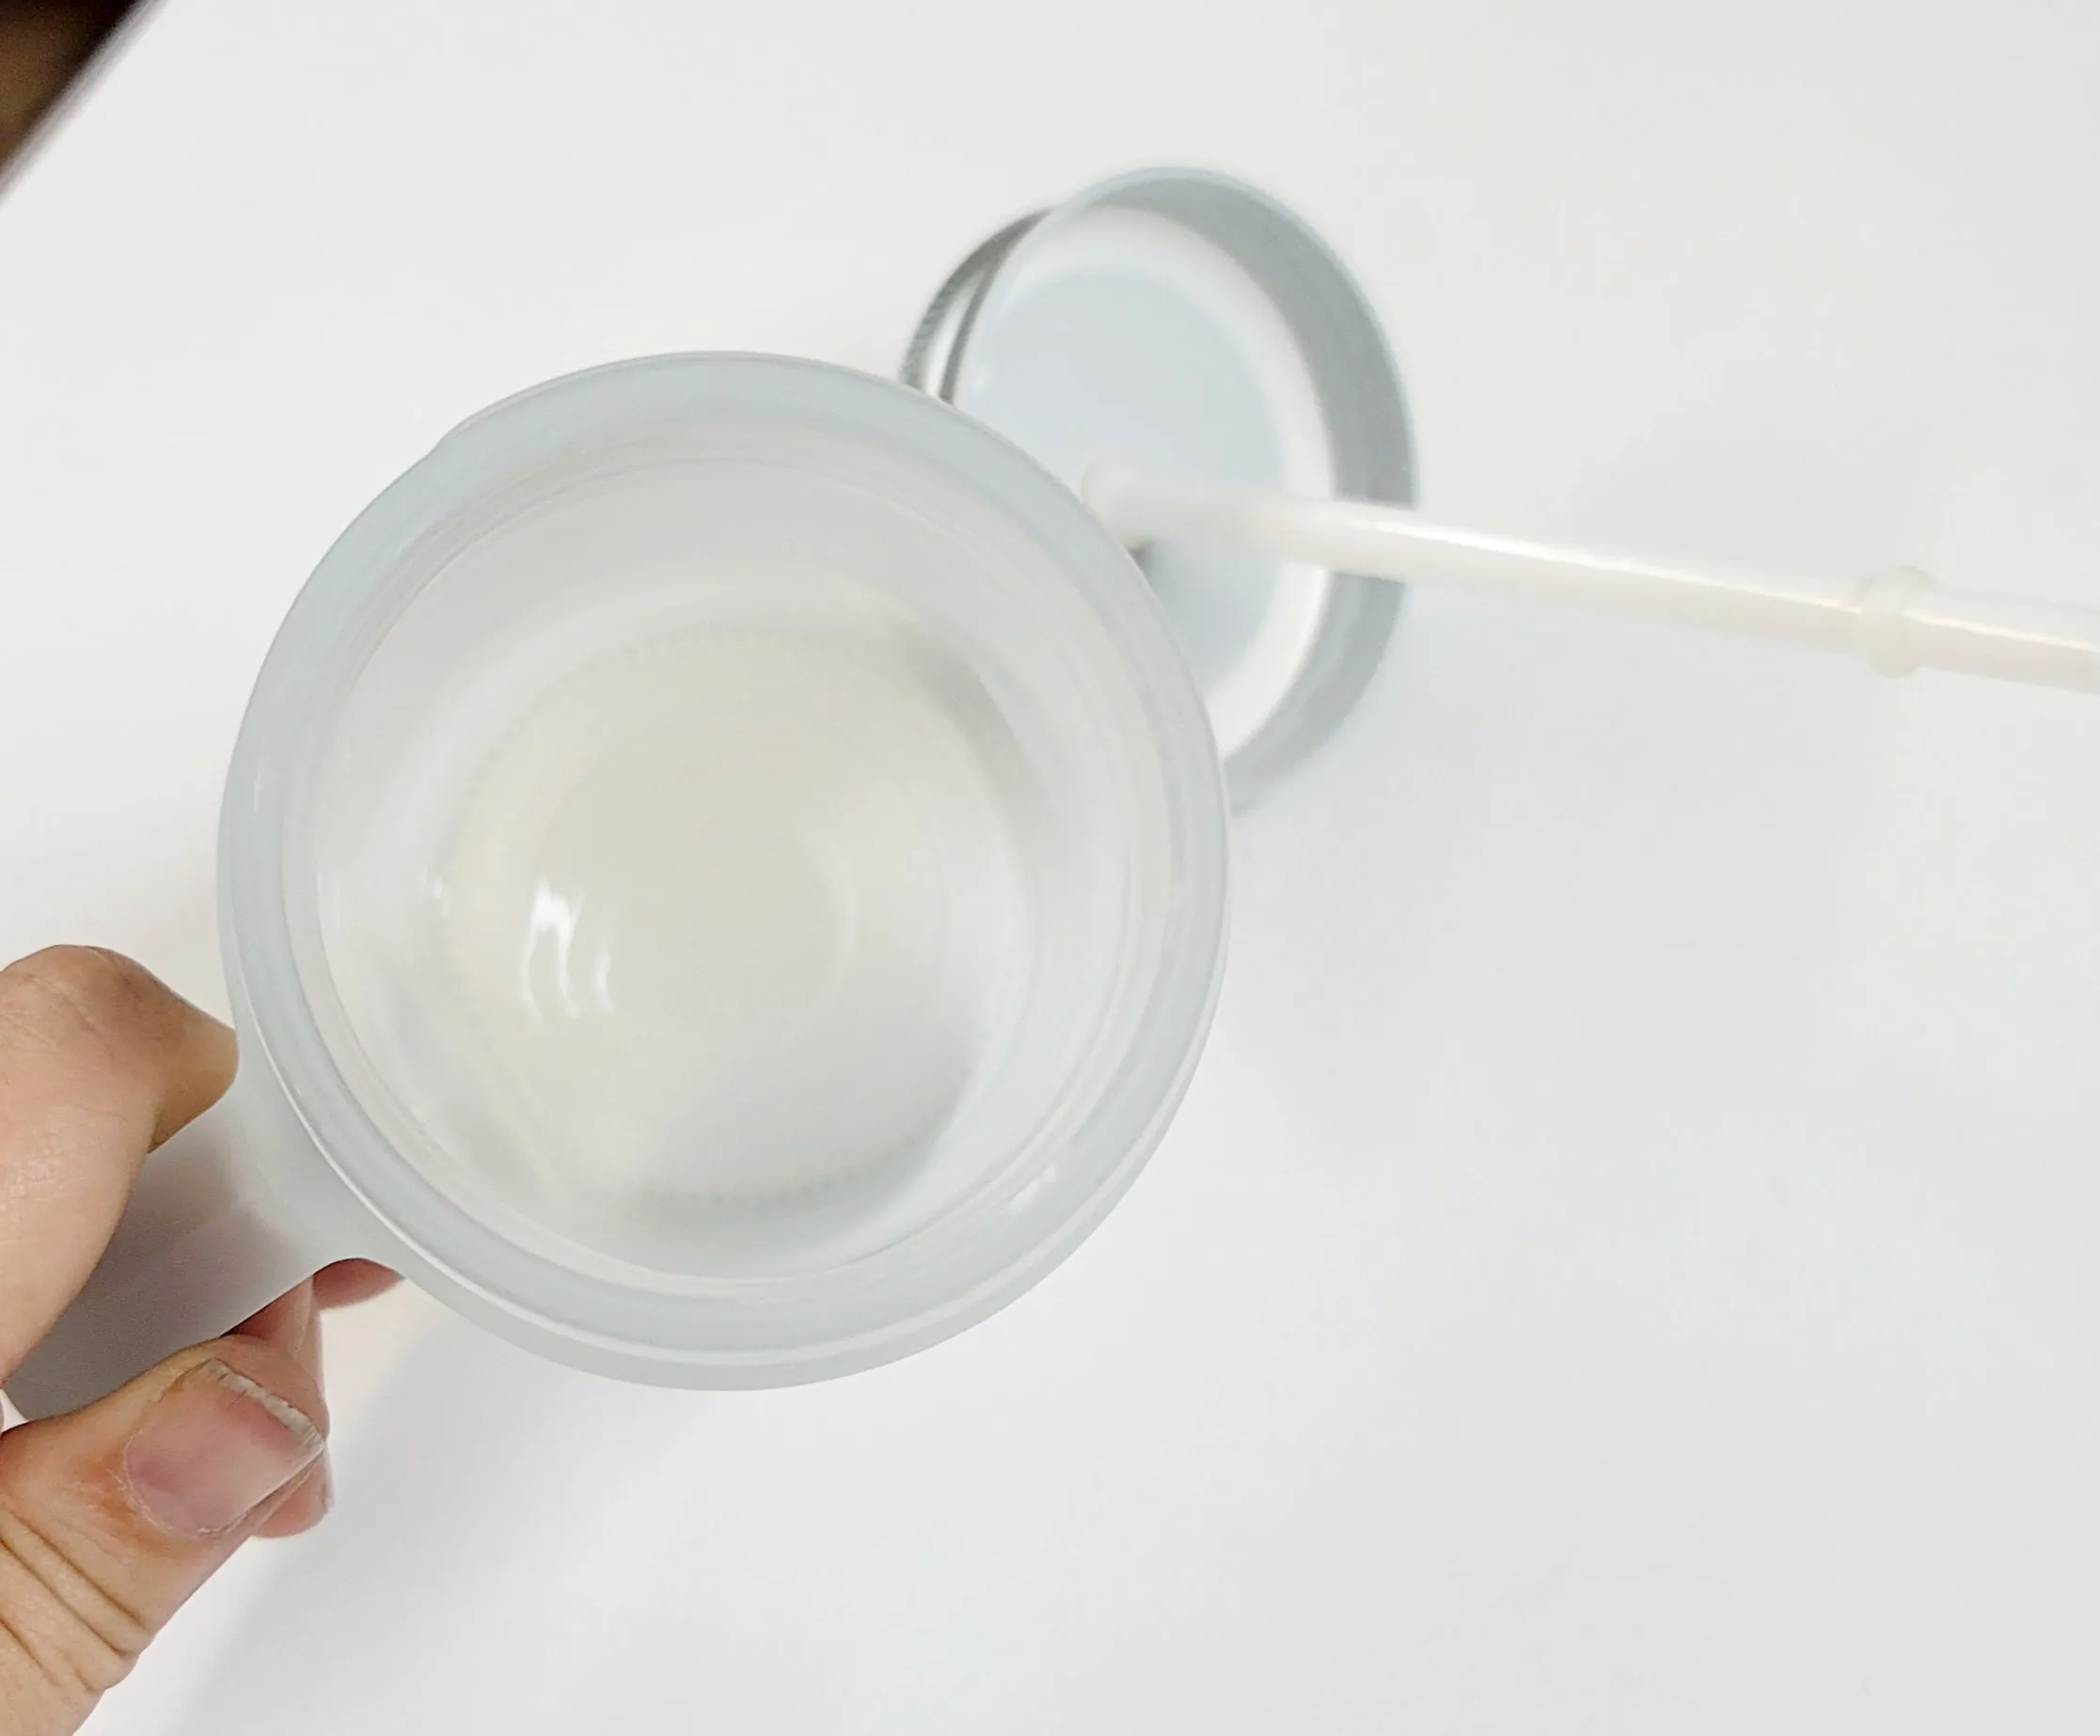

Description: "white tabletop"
6 0 2100 1728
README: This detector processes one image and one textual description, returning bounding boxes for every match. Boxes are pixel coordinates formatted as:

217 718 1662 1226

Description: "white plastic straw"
1085 466 2100 694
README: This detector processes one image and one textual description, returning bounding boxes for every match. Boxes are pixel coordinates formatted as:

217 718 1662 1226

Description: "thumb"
0 1333 326 1734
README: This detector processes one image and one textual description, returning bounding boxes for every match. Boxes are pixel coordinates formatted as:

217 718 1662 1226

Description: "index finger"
0 947 235 1382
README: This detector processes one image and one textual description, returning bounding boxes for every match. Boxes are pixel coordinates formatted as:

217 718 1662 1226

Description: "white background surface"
5 0 2100 1728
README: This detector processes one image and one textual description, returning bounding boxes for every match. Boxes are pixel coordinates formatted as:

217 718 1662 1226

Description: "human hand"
0 947 394 1734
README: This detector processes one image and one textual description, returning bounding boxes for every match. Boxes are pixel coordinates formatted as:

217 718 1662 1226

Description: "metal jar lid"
906 167 1413 803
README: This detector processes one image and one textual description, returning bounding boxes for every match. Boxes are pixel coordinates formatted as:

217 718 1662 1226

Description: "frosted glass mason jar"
9 355 1228 1418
